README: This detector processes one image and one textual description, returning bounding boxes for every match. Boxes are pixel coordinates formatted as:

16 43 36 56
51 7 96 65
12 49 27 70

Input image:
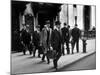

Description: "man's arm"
40 30 43 46
78 29 81 38
50 30 55 47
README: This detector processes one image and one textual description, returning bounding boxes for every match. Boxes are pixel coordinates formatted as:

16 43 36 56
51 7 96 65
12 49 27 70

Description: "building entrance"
38 13 53 30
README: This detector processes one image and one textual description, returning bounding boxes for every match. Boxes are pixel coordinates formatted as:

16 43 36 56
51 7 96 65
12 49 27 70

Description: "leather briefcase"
46 50 56 59
39 46 44 54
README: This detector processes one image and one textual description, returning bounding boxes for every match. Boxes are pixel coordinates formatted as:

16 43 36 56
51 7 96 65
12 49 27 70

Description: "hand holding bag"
39 45 44 54
46 49 56 59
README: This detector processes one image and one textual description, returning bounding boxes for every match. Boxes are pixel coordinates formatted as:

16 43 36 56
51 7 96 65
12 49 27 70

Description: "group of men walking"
20 20 81 70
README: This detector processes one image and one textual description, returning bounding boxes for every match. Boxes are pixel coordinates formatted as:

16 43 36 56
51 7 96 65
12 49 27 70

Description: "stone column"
73 4 77 25
90 6 96 30
67 4 69 25
34 12 38 31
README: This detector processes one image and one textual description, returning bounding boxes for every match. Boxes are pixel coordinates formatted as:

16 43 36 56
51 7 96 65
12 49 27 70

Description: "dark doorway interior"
83 5 91 31
38 13 54 30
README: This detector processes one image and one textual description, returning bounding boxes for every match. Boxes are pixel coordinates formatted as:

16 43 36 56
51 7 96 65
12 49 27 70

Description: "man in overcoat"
40 20 52 64
51 21 63 70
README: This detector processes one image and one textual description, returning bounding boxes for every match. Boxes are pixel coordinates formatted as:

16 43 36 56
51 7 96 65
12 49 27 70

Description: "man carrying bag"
50 21 63 70
40 20 52 64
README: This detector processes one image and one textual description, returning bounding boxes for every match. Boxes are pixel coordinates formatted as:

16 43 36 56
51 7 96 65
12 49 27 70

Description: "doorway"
38 13 55 31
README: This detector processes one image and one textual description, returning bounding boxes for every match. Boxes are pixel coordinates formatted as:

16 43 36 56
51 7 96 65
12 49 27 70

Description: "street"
11 39 96 74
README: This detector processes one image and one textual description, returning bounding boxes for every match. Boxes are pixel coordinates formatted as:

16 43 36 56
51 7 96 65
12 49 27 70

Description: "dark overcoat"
51 29 63 53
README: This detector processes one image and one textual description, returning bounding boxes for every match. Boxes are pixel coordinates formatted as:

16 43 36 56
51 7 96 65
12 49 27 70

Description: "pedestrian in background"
61 23 70 55
71 24 81 54
20 25 32 55
32 25 41 57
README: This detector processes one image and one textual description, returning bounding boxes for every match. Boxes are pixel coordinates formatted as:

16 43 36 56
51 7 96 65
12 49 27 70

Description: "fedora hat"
64 23 67 26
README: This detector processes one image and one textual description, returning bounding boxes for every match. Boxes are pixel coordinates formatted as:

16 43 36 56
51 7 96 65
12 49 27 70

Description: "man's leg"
72 40 75 54
42 46 48 61
23 48 26 55
42 54 45 61
29 44 33 55
66 41 70 54
53 51 61 70
62 43 65 55
46 56 50 64
23 43 26 55
33 47 37 57
56 52 61 62
38 46 41 58
53 59 57 69
26 43 31 55
76 40 79 53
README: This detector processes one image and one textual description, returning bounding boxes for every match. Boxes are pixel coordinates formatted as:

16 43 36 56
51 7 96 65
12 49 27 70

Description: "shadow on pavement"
54 52 95 72
36 60 47 64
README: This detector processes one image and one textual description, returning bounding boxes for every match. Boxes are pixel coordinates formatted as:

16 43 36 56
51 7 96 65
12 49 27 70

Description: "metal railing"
81 30 96 40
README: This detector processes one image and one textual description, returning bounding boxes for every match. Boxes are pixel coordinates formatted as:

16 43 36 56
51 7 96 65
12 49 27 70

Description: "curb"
54 51 96 72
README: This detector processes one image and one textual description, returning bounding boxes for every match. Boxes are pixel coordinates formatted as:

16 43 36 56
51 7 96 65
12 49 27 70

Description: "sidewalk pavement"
49 39 96 71
11 39 96 74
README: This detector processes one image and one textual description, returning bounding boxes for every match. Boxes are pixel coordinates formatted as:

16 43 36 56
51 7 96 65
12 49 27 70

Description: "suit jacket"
21 29 31 44
32 31 40 46
40 28 52 49
61 27 70 42
71 27 81 41
51 29 63 52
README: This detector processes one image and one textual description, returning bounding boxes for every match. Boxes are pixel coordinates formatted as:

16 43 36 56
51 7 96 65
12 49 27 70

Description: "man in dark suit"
51 21 63 70
71 24 81 54
32 25 41 57
20 26 27 55
21 25 32 55
61 23 70 55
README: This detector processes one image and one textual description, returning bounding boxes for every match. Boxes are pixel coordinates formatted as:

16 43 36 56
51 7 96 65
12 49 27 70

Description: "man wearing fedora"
32 25 41 57
71 24 81 54
40 20 52 64
61 23 70 55
21 24 32 55
51 21 63 70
